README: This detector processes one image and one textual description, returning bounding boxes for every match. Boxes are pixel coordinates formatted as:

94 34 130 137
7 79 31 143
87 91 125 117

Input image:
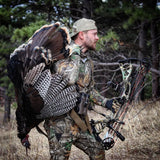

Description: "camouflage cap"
70 18 97 37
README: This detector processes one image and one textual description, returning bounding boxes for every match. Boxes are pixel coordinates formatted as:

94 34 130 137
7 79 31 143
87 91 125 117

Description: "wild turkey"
7 22 79 149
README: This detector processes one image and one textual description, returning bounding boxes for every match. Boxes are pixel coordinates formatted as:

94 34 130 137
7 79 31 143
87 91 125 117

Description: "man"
44 18 117 160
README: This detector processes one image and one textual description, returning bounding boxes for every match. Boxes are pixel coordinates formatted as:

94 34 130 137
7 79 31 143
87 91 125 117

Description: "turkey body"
7 22 79 144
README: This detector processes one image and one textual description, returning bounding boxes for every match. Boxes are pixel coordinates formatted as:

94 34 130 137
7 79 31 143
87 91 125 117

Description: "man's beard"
87 45 95 50
85 40 96 51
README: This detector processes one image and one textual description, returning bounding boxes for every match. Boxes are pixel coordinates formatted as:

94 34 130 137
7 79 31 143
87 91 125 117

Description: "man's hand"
105 97 126 114
105 99 115 113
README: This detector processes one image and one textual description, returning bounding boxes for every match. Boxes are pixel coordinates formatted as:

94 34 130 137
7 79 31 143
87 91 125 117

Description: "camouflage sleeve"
89 88 108 107
88 60 108 107
55 53 81 85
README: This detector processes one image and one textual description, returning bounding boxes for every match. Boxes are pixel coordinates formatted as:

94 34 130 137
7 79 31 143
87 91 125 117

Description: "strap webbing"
85 114 92 134
70 109 88 132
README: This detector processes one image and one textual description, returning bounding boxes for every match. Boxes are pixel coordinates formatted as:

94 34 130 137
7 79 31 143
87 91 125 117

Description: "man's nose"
96 35 99 41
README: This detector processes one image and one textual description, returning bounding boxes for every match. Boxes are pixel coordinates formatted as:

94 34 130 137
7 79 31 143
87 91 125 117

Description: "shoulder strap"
70 109 88 132
70 109 92 134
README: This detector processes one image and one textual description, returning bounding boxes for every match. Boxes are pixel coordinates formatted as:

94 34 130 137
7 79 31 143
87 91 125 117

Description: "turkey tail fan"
28 22 71 62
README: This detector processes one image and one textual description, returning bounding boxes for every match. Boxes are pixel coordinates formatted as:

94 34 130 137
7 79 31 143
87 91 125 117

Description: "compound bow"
90 58 151 150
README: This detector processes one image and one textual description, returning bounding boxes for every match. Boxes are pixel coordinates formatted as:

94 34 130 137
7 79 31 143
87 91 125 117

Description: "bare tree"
70 0 93 21
151 19 160 98
138 21 148 60
3 89 11 124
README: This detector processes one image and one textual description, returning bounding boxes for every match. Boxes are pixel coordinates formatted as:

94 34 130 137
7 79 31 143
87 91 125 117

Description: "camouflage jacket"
55 42 107 107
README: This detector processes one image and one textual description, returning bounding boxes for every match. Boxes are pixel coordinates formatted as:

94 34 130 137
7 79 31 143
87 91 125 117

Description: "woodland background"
0 1 160 159
0 0 160 123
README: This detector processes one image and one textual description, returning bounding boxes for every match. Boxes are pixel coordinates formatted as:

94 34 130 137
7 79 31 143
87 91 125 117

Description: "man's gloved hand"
105 97 126 114
105 99 115 113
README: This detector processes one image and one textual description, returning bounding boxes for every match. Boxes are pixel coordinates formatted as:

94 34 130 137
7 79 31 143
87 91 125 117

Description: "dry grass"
104 100 160 160
0 100 160 160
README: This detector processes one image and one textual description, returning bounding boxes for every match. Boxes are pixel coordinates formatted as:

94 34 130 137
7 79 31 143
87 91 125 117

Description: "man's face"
83 30 99 50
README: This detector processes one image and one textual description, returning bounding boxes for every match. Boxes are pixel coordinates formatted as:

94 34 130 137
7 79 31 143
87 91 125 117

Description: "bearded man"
44 18 117 160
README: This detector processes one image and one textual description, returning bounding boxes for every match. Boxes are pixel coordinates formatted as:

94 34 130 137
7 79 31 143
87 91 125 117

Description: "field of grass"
0 100 160 160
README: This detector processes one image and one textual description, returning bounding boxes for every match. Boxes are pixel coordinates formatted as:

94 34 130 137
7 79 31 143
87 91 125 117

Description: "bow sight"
90 58 151 150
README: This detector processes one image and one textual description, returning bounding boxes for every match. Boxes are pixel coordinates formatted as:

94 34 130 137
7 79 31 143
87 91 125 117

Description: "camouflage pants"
44 114 105 160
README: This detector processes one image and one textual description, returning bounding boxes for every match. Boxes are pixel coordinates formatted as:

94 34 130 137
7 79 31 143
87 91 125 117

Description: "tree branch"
93 61 160 75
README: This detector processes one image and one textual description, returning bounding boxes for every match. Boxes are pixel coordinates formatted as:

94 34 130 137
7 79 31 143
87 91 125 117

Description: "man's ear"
78 31 84 40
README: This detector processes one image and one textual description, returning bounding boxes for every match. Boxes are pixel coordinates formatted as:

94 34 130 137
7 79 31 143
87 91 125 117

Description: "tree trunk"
138 21 148 100
138 21 148 60
82 0 93 18
3 91 11 124
70 0 82 21
151 20 159 99
70 0 93 20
